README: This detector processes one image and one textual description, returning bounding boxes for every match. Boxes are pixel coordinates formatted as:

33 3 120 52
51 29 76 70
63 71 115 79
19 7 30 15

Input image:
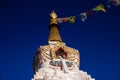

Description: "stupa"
32 11 95 80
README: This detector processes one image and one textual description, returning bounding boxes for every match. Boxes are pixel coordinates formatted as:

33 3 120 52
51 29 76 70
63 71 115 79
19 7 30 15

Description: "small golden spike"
50 10 58 19
49 10 58 25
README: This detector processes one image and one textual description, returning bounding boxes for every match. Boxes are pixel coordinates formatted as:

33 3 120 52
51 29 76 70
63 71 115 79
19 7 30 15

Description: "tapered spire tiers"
48 11 62 42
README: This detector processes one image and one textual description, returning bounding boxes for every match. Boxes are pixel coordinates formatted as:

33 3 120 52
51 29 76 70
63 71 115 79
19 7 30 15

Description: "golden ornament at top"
50 10 57 19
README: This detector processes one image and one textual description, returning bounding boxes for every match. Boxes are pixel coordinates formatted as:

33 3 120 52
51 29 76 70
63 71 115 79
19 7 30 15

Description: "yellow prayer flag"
92 4 106 13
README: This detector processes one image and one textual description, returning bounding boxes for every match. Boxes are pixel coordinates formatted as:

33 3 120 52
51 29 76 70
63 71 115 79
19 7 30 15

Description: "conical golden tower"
48 10 62 42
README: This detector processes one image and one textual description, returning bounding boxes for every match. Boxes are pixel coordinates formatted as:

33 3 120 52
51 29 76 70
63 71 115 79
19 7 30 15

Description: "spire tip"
50 10 57 19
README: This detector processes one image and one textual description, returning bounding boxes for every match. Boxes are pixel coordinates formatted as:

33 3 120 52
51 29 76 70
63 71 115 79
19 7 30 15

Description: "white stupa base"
32 67 95 80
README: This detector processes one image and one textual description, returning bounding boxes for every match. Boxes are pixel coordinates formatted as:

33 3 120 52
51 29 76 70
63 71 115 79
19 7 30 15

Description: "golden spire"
48 10 62 42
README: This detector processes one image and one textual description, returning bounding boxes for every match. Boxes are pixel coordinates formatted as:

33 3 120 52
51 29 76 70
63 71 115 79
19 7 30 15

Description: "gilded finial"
50 10 57 19
50 10 58 24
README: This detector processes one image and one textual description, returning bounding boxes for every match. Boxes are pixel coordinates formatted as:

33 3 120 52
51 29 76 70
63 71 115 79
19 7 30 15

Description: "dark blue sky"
0 0 120 80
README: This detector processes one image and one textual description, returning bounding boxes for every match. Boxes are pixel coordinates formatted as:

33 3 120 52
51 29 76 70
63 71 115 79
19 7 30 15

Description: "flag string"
57 0 120 23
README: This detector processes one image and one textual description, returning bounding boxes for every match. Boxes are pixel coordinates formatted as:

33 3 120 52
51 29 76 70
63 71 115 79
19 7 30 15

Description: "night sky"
0 0 120 80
